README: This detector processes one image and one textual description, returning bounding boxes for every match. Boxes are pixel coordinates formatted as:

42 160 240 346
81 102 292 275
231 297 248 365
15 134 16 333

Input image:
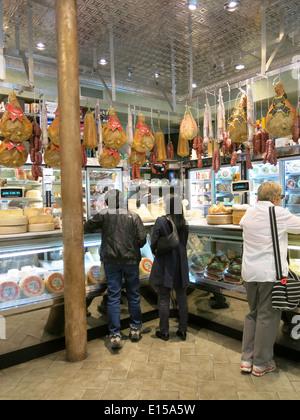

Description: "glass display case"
0 228 155 365
86 167 123 219
214 165 240 207
247 161 280 205
49 169 87 222
283 159 300 216
0 165 43 210
186 224 300 358
187 168 213 218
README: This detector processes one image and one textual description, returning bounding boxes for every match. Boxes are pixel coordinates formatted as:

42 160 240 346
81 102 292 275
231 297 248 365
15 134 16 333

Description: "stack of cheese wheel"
0 209 28 234
19 274 45 298
44 272 64 294
25 208 54 232
139 258 153 275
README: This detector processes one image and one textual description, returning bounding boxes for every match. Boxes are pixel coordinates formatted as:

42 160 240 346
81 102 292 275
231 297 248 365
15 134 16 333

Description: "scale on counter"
231 181 253 204
0 187 25 199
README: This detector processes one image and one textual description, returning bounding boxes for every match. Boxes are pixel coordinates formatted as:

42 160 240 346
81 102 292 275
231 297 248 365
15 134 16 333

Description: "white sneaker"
252 363 276 377
240 361 252 373
110 335 123 350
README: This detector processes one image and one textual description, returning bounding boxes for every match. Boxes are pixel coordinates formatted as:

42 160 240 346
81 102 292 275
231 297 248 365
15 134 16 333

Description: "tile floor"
1 317 300 400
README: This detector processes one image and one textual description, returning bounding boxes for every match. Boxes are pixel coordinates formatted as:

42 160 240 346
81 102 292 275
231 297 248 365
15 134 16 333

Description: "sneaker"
110 335 122 350
129 328 141 342
240 361 252 373
252 363 276 377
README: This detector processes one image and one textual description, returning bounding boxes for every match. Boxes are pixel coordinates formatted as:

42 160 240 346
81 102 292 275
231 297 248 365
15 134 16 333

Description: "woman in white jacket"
240 181 300 377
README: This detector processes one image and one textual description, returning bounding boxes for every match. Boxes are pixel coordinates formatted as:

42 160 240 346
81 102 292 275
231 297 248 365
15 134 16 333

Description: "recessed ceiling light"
192 83 197 88
154 72 160 79
36 42 46 51
98 58 107 66
224 1 240 12
235 64 245 70
188 0 198 11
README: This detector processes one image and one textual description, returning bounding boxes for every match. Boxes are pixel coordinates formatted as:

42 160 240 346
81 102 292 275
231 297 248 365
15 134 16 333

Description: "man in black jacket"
84 189 146 349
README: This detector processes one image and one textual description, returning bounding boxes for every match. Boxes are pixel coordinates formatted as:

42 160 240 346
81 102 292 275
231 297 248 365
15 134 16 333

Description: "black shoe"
210 301 229 309
176 330 187 341
155 331 169 341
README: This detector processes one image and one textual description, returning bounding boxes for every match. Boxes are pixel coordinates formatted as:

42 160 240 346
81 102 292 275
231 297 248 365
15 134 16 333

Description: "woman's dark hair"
105 189 124 209
165 194 186 231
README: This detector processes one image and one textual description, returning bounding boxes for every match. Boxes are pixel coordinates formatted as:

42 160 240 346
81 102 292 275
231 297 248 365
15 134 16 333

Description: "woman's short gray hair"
257 181 282 202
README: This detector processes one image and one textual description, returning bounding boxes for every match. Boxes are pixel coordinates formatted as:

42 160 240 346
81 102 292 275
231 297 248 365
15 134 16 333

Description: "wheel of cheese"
0 281 21 302
87 265 101 285
139 258 153 275
44 272 64 293
0 225 27 234
0 216 28 226
28 223 55 232
19 275 45 298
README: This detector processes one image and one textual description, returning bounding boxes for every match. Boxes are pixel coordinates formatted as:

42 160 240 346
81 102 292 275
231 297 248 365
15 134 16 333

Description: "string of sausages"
193 135 205 168
30 121 43 180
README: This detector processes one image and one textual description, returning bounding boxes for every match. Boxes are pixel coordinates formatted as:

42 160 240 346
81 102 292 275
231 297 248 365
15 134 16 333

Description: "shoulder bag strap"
269 206 283 280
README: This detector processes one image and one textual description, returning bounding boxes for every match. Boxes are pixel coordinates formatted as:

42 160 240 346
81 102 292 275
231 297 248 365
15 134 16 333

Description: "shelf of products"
284 159 300 215
87 167 123 219
247 161 280 206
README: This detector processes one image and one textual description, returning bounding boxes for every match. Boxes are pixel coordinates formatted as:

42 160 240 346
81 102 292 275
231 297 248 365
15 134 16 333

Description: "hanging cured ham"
0 92 33 168
83 108 98 150
44 143 60 168
103 108 127 150
0 92 33 143
44 107 60 168
99 147 120 169
132 113 155 153
48 107 60 146
180 106 198 141
155 130 167 161
228 93 248 144
266 81 297 138
177 133 190 158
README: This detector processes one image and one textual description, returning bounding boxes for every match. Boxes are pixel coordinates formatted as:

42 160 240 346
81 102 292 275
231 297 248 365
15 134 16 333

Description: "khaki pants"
242 282 281 367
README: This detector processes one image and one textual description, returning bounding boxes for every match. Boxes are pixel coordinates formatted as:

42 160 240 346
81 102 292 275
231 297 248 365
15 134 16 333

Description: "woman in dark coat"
149 194 189 341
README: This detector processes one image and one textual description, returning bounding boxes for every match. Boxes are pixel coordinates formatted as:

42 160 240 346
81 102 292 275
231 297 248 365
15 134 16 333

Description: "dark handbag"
155 215 179 256
269 206 300 311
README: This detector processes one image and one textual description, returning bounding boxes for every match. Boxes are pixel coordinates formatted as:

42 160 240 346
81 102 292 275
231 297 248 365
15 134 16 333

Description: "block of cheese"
87 265 101 285
28 223 54 232
24 208 43 218
28 215 53 225
19 275 45 298
25 190 41 199
139 258 153 275
0 281 21 302
0 209 23 218
44 272 64 293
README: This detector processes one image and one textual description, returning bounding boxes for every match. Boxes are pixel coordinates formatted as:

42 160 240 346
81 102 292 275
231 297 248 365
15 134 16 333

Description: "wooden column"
55 0 87 362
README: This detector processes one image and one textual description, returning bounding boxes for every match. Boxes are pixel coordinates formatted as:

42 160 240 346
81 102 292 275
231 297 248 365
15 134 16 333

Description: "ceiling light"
36 42 46 51
98 58 107 66
154 72 160 79
224 1 240 12
235 64 245 70
192 83 197 88
188 0 198 11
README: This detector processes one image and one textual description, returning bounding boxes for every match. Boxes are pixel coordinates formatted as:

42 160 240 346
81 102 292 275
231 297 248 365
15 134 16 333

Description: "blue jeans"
104 263 142 337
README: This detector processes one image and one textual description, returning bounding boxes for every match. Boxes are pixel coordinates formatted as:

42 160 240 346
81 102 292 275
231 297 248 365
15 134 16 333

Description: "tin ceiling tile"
0 0 299 101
